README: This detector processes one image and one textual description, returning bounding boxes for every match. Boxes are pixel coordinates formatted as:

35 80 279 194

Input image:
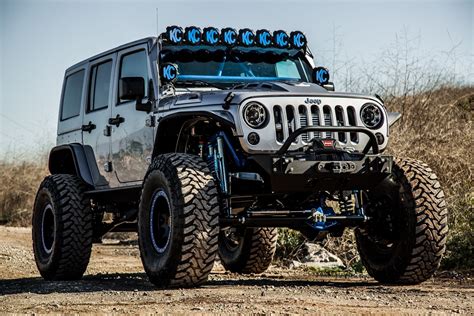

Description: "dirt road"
0 226 472 314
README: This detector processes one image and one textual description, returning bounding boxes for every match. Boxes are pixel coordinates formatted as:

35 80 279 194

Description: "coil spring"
339 194 354 213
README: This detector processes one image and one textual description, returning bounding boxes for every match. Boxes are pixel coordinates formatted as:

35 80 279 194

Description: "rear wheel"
138 153 220 288
218 227 278 274
32 174 93 280
356 158 448 284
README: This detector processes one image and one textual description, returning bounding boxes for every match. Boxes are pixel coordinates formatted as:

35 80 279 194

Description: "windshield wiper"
176 80 226 90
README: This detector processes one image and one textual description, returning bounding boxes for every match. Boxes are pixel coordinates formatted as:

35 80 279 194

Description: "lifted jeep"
33 26 448 287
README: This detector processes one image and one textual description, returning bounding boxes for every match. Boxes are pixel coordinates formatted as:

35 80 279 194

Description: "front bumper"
249 126 393 192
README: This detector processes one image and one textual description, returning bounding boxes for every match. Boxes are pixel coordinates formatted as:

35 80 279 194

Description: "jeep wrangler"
32 26 448 287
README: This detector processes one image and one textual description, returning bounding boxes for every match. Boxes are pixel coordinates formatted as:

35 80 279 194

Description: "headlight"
360 103 383 129
243 102 267 128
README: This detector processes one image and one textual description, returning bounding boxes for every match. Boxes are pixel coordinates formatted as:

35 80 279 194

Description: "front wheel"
138 153 220 288
356 158 448 284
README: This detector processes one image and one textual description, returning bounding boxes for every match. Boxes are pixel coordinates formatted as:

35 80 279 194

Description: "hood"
164 81 382 108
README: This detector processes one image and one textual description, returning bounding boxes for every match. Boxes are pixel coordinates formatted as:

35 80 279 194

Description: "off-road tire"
138 153 219 288
32 174 93 280
356 158 448 284
218 227 278 274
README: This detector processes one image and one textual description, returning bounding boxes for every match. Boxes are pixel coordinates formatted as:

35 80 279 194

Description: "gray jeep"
32 26 448 287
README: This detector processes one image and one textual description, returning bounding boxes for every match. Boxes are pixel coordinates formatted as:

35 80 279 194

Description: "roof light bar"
161 26 307 51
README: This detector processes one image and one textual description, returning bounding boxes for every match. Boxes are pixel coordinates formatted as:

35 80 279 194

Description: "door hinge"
103 125 112 137
104 161 113 172
145 115 156 127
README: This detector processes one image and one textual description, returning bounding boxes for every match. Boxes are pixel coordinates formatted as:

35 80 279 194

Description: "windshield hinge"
223 92 235 110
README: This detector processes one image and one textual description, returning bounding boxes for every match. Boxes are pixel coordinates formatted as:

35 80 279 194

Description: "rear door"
82 54 116 187
110 45 155 184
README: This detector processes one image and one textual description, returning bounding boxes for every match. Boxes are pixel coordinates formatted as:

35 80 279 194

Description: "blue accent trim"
177 75 298 82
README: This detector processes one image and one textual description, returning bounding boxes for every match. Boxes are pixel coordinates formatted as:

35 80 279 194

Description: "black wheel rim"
41 203 55 254
363 176 403 254
222 228 243 252
150 189 172 254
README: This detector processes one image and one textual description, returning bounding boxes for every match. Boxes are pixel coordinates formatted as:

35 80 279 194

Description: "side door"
82 54 115 187
110 45 155 184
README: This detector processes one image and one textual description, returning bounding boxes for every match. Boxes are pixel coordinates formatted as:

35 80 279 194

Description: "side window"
61 70 85 120
88 60 112 111
119 50 148 103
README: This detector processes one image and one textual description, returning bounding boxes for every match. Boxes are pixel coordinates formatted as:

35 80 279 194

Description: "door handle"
108 115 125 127
81 121 96 133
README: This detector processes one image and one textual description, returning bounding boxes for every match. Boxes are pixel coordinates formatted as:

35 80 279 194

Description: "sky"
0 0 472 158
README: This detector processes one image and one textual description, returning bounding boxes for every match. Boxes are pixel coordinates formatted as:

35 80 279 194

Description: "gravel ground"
0 226 472 314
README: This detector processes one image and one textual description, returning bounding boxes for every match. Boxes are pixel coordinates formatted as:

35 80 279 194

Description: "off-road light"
184 26 202 45
165 26 184 44
273 30 289 48
247 132 260 145
221 28 238 46
160 63 178 83
238 29 255 47
243 102 267 128
313 67 330 85
360 103 383 129
256 29 272 48
290 31 307 50
203 27 220 45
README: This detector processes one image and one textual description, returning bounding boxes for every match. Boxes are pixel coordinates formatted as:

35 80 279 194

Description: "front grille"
273 103 359 144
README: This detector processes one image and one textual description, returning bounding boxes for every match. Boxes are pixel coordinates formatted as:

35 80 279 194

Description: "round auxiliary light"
290 31 307 50
256 29 272 48
238 29 255 47
160 63 178 83
313 67 330 85
273 30 289 48
360 103 384 129
203 27 220 45
247 132 260 145
184 26 202 45
243 102 267 129
165 25 184 44
221 27 238 47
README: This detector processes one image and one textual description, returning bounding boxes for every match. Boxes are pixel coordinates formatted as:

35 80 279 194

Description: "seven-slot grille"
273 104 359 144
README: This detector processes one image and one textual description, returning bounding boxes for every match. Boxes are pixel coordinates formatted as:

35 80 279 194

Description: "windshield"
160 45 312 88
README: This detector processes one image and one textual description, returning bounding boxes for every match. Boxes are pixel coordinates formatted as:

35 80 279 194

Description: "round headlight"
360 103 383 129
243 102 267 128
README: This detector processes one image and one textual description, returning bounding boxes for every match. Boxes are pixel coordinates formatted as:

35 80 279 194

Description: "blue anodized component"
256 29 272 47
273 30 289 48
309 206 337 231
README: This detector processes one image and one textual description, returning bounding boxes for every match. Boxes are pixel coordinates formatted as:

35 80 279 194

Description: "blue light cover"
238 29 255 47
273 30 289 48
290 31 307 49
203 27 220 45
221 28 238 46
256 29 272 47
161 63 178 83
166 26 184 44
184 26 202 45
313 67 330 85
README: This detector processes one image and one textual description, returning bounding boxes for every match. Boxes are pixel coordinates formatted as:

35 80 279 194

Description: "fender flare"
48 143 102 187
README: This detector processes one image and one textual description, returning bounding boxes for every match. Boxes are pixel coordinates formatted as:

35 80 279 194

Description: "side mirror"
119 77 152 113
119 77 145 100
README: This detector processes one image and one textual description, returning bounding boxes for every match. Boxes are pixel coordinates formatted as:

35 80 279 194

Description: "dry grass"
0 159 48 226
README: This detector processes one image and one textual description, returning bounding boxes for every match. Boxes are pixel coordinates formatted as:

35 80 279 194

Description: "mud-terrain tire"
32 174 93 280
356 158 448 284
218 227 278 274
138 153 219 288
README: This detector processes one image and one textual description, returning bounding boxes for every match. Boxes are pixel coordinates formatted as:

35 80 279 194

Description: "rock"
299 243 344 268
